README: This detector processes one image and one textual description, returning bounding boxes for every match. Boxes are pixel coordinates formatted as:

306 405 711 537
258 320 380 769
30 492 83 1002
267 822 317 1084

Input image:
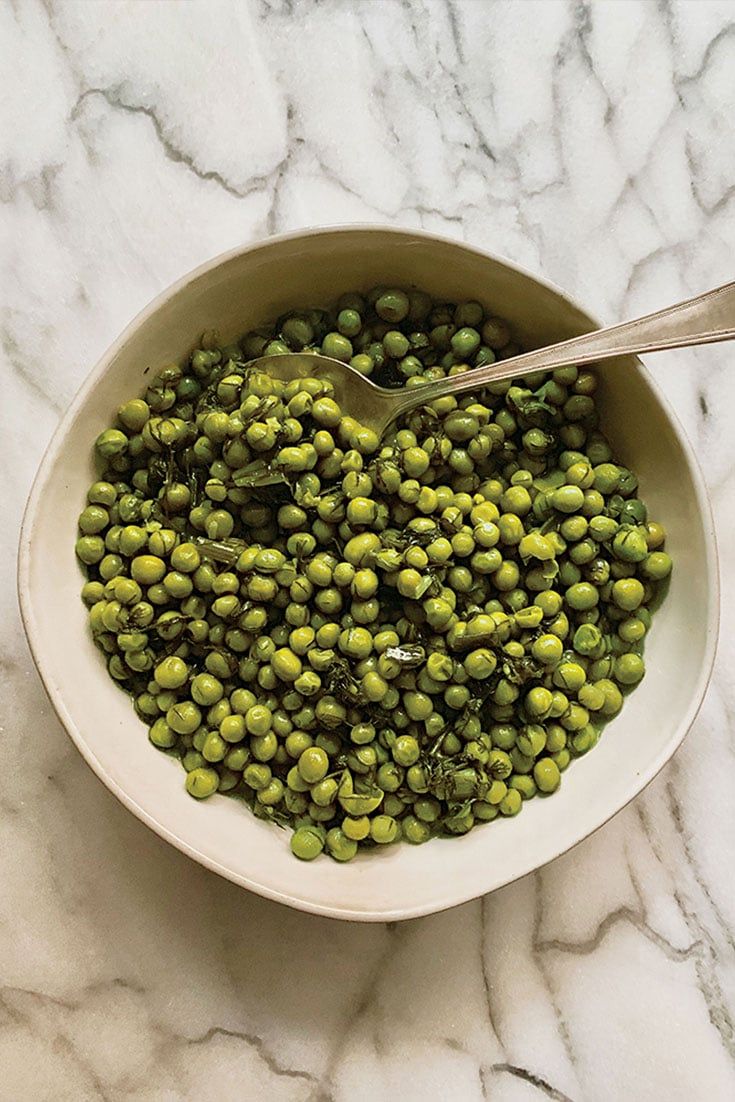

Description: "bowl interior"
19 228 718 920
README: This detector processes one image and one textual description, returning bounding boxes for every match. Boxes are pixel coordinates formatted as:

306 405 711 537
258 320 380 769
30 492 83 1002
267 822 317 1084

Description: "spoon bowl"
246 352 407 437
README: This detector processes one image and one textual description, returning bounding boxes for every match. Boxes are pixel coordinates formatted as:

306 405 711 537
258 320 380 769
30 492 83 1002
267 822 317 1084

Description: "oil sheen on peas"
77 288 672 862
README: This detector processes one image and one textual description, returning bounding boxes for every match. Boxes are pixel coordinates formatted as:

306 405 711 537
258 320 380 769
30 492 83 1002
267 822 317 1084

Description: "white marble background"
2 1 735 1099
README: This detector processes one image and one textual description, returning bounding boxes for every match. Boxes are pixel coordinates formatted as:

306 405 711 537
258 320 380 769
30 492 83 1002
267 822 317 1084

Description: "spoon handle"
395 280 735 411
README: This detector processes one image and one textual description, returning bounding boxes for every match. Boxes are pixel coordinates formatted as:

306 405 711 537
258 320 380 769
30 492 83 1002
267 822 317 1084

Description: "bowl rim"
17 224 721 921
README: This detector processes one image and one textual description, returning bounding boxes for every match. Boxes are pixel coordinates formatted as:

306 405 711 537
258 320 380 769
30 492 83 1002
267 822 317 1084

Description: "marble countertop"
2 1 734 1098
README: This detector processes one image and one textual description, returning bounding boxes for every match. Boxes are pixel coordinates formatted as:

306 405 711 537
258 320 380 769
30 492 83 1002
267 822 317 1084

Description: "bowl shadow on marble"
18 225 719 922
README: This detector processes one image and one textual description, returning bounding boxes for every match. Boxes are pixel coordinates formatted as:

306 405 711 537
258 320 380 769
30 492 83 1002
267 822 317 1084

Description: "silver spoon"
249 281 735 439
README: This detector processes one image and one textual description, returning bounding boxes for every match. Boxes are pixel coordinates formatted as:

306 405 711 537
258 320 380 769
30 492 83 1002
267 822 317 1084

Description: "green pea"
611 577 645 611
78 505 110 535
88 481 117 507
644 522 666 550
449 326 480 359
401 691 432 721
297 746 329 783
243 763 272 790
614 653 645 685
618 617 646 644
282 315 315 348
464 648 497 680
612 527 649 563
553 662 586 693
524 688 553 720
565 582 599 611
130 555 166 585
402 815 431 844
96 428 128 457
203 731 227 762
392 735 420 766
518 532 554 561
571 725 597 755
341 815 369 840
560 702 590 732
578 683 606 711
185 767 219 799
499 789 522 816
381 330 409 360
572 623 602 656
375 289 410 322
509 774 537 800
218 714 245 744
149 718 176 749
552 485 585 513
642 551 672 580
167 702 201 735
291 826 325 860
370 814 398 844
325 827 358 861
531 634 564 665
154 656 189 690
534 757 561 793
224 745 250 771
76 536 106 565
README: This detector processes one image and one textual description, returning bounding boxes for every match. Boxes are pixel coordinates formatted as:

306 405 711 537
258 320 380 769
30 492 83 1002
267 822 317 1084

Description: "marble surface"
2 0 735 1098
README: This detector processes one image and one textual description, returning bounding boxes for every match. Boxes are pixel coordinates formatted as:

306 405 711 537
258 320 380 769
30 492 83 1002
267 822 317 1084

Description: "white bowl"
18 226 719 921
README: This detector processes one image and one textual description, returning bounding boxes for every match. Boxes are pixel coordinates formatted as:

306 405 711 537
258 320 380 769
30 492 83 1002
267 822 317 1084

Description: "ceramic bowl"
18 226 719 921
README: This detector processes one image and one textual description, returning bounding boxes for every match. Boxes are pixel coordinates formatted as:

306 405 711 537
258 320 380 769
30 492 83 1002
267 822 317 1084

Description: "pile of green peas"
76 285 672 862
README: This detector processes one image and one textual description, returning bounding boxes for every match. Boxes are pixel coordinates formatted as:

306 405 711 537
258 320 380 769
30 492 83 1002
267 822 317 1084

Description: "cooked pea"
185 767 219 799
612 527 649 562
525 687 553 720
565 582 599 611
154 656 189 690
464 648 497 680
552 485 585 513
451 327 481 359
614 653 645 685
375 289 409 322
326 828 358 861
370 815 398 844
612 577 645 611
531 634 564 665
392 735 420 766
642 551 672 580
167 702 201 735
297 747 329 783
553 661 587 693
244 705 272 736
131 555 167 585
291 826 325 860
534 758 561 793
499 789 522 816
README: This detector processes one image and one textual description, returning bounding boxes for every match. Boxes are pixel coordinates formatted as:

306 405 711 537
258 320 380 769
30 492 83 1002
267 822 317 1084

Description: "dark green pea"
375 289 410 323
451 327 481 359
619 498 647 525
612 527 649 563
